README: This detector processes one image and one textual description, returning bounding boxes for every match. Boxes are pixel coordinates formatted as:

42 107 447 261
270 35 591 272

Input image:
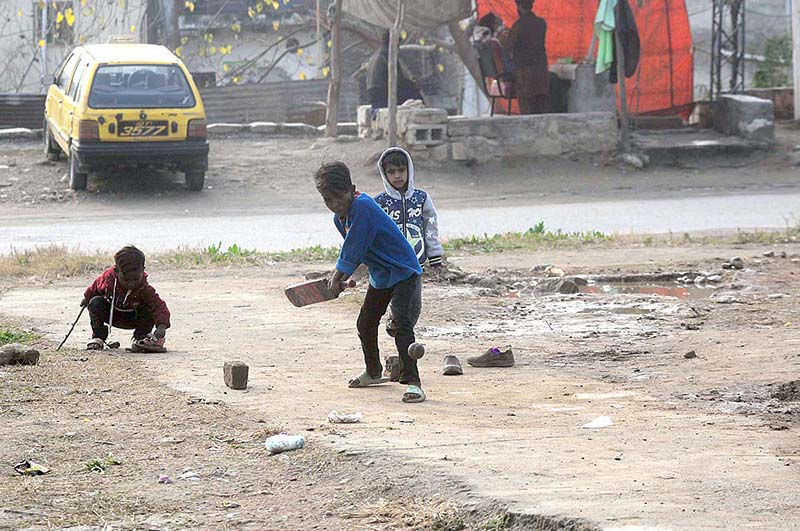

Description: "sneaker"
442 355 463 376
466 347 515 368
383 355 401 382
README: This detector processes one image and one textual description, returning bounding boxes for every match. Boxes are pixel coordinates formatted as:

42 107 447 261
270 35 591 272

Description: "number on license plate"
118 121 168 137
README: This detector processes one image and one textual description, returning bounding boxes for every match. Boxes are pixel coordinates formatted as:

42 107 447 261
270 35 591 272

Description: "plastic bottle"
264 434 305 455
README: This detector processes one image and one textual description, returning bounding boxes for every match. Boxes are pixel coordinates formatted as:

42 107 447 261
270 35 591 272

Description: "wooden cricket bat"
284 278 356 307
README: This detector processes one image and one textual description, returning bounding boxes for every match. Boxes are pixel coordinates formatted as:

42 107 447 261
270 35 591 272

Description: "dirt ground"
1 242 799 530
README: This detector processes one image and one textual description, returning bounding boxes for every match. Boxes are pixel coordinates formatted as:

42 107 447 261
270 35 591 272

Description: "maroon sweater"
84 267 171 327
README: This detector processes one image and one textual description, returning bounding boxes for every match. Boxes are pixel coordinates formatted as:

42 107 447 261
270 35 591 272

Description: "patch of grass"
0 328 39 345
0 246 108 281
482 514 509 530
85 453 122 474
444 222 614 254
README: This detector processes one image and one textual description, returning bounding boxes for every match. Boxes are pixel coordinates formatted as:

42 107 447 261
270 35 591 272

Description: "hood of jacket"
378 146 416 200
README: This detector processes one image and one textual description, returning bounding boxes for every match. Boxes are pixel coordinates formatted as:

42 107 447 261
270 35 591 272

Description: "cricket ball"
408 342 425 360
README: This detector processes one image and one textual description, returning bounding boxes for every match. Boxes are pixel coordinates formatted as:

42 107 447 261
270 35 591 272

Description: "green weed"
0 329 39 345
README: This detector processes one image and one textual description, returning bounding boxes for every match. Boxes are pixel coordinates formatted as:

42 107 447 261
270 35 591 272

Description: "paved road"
1 192 798 254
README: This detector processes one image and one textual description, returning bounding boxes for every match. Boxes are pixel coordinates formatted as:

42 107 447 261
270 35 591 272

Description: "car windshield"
88 64 196 109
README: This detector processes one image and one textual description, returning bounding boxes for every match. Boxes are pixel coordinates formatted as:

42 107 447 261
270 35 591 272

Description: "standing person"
374 147 443 379
507 0 549 114
366 31 422 118
314 161 427 403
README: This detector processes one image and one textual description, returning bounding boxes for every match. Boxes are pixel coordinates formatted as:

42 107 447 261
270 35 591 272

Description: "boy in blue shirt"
315 161 426 403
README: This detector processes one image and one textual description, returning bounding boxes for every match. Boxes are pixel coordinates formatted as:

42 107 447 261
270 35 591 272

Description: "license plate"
117 120 168 137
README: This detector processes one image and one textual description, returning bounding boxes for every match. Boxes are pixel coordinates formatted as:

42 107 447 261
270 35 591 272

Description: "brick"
223 361 249 390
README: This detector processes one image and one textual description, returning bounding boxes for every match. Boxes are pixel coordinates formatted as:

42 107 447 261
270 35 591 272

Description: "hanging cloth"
594 0 617 74
609 0 641 83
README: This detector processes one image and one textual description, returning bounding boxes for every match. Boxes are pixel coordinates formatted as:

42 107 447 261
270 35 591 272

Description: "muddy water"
581 282 713 300
1 192 798 253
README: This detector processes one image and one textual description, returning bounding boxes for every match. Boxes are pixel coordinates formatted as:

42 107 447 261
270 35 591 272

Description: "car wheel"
185 170 205 191
69 152 88 191
43 122 60 161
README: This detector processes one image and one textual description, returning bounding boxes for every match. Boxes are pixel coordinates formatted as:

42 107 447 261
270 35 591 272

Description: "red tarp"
478 0 693 116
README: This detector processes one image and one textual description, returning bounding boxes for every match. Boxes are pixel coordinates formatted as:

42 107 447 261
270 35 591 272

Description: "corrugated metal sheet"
199 79 360 124
0 94 47 129
0 80 359 129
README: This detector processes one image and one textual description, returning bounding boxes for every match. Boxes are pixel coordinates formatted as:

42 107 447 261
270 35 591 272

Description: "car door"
46 52 79 149
60 58 90 145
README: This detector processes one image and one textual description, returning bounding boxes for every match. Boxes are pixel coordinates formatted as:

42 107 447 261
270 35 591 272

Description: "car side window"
57 53 80 90
68 61 88 101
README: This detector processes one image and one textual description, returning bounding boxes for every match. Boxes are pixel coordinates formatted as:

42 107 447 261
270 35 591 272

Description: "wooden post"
792 0 800 119
325 0 343 137
615 29 631 152
388 0 406 147
316 0 323 76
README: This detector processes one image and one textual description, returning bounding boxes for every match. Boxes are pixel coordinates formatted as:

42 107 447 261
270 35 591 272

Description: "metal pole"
388 0 406 147
316 0 323 75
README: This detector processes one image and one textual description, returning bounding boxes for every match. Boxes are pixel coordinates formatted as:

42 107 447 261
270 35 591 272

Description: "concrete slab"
633 128 770 165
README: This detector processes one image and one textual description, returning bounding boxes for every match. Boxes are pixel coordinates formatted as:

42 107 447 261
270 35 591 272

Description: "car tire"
185 170 205 191
44 122 60 161
69 151 88 191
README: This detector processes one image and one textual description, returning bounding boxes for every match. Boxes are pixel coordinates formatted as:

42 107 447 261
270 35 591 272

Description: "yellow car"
44 43 209 191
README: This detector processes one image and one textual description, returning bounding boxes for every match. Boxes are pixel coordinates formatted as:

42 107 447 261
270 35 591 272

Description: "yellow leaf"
436 63 444 73
233 76 240 83
272 1 279 9
226 45 233 53
256 3 262 12
81 0 86 5
56 11 64 24
296 48 303 56
327 39 332 48
322 66 330 77
79 35 86 44
419 38 425 45
284 0 289 4
66 12 76 26
185 1 195 12
82 6 94 16
209 46 216 55
400 30 407 40
231 22 241 32
299 72 306 80
175 47 183 57
130 24 136 33
247 6 254 17
17 9 23 17
204 33 213 43
38 39 46 48
223 64 230 72
181 36 188 45
272 21 279 31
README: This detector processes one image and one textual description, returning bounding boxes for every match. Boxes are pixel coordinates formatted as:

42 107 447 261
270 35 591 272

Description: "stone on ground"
0 343 40 366
223 361 249 390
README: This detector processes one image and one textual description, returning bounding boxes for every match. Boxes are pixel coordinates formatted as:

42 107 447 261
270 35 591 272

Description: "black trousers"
87 296 154 340
357 274 421 386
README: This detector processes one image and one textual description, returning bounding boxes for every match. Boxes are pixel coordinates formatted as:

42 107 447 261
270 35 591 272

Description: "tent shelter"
478 0 693 116
341 0 472 33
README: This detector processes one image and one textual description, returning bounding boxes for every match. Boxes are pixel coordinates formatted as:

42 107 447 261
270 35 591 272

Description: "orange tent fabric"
478 0 693 116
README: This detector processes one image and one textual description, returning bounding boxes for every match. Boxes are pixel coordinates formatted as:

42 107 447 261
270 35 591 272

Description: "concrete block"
357 105 372 138
714 95 774 142
277 123 322 137
446 117 500 139
567 65 616 113
249 122 279 134
207 123 247 136
223 361 249 390
0 343 40 366
430 143 451 162
451 141 470 161
405 125 447 146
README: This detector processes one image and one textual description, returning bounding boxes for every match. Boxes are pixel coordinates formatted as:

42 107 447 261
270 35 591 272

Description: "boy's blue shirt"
334 192 422 289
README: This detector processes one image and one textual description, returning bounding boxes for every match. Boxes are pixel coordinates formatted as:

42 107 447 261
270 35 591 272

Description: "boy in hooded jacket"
374 147 443 376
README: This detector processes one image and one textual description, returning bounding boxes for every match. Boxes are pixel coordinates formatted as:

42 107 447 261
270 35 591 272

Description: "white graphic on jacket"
374 147 443 265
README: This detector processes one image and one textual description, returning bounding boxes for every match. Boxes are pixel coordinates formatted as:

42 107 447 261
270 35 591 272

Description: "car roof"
79 44 180 64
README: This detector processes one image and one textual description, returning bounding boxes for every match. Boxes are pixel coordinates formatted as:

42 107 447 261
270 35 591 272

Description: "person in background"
507 0 549 114
366 30 423 118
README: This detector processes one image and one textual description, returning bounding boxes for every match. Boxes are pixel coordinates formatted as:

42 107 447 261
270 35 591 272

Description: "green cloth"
594 0 618 74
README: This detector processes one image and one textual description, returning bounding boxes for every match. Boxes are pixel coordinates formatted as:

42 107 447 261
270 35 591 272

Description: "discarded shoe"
466 347 515 368
384 355 401 382
442 355 463 376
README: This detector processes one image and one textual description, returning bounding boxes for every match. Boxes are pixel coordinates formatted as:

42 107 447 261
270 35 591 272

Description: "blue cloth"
334 193 422 289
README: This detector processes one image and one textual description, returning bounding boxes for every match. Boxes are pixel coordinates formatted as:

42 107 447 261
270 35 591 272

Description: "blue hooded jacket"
374 147 443 266
334 192 422 289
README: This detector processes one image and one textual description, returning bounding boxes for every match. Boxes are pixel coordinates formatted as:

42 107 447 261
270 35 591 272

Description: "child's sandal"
86 338 105 350
348 370 389 388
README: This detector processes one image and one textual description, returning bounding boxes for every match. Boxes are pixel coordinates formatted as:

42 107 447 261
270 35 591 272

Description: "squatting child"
81 245 170 352
314 161 426 403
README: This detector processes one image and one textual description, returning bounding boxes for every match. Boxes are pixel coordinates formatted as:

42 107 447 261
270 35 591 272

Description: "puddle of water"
581 282 712 300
